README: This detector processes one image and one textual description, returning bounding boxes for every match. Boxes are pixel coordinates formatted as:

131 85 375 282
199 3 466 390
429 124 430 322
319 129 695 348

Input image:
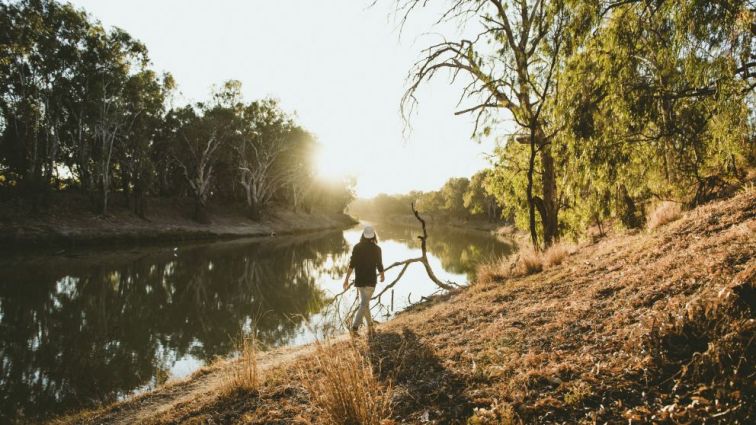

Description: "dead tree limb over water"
372 202 460 301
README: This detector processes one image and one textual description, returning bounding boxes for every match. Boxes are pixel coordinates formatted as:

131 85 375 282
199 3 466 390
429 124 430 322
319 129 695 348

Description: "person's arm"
344 246 356 290
343 266 353 290
377 246 385 283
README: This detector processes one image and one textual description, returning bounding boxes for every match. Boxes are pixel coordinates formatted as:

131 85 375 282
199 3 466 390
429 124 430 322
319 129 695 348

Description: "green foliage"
350 174 506 225
0 0 353 218
481 0 755 241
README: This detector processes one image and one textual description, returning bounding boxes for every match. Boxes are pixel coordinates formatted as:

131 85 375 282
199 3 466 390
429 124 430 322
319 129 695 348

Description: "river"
0 222 515 422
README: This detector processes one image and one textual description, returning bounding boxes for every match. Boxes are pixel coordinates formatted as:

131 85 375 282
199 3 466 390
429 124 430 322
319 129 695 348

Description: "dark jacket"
349 240 384 287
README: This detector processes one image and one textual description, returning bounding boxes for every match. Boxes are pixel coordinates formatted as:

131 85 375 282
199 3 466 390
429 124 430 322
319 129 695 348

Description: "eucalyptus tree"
397 0 573 248
169 105 224 222
84 28 155 215
235 98 300 219
116 70 174 217
279 127 317 212
0 0 90 203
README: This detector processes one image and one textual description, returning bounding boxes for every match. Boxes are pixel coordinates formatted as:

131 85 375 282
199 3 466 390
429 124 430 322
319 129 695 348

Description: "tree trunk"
194 193 209 224
99 174 109 215
121 166 131 208
248 197 261 220
539 143 558 247
526 131 539 249
133 177 146 219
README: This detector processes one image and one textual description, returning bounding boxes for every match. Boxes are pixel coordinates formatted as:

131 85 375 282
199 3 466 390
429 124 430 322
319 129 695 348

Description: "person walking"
343 225 385 335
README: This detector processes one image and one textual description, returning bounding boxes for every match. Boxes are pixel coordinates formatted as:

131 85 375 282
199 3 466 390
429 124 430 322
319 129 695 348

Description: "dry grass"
647 201 682 230
476 243 573 283
221 331 260 393
513 249 543 276
494 225 517 237
298 340 393 425
542 243 572 268
475 256 512 284
64 191 756 424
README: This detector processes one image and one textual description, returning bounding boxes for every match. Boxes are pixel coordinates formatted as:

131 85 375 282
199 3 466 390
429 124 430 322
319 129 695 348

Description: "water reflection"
0 232 349 422
370 223 515 280
0 223 513 422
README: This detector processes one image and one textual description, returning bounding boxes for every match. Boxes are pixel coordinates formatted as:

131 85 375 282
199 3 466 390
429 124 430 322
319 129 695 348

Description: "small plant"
543 243 571 268
477 246 555 283
563 380 592 406
467 401 519 425
647 202 682 230
299 340 392 425
476 256 511 284
222 330 259 393
513 249 543 276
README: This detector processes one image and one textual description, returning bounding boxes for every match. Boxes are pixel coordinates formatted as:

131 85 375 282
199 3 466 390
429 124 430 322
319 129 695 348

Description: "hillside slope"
61 191 754 424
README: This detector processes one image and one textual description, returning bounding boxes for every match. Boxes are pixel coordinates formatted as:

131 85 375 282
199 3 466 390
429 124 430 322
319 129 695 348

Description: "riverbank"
0 192 357 249
358 213 509 234
54 190 754 424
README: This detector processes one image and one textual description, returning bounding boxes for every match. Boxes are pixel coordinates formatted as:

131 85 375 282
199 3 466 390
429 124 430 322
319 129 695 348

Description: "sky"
67 0 502 198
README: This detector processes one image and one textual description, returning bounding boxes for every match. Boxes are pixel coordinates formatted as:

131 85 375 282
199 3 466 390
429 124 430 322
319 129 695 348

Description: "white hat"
362 225 376 239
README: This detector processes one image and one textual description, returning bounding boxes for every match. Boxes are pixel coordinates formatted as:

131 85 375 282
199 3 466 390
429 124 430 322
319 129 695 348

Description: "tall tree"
235 98 298 219
398 0 571 248
464 169 501 221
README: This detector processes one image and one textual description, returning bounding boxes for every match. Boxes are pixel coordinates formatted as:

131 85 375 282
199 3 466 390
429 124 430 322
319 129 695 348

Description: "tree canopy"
0 0 354 220
396 0 754 246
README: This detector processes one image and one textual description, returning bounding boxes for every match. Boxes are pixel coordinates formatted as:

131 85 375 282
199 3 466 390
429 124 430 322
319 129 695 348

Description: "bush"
299 341 393 425
476 243 575 284
513 249 543 276
647 202 682 230
476 257 511 284
543 244 571 268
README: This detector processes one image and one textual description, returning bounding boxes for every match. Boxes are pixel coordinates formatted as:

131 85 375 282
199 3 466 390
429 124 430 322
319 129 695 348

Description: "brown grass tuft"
221 331 259 393
476 256 512 284
513 249 543 276
299 341 392 425
476 243 575 284
647 201 682 230
542 243 571 268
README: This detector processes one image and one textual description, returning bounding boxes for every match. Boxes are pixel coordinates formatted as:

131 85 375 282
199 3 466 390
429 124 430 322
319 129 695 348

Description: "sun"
314 145 358 182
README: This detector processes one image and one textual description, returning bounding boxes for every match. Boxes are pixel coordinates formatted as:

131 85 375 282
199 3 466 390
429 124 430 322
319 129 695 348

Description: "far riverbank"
0 192 357 250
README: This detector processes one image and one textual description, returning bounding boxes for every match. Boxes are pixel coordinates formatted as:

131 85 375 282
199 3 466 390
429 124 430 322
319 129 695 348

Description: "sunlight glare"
314 145 358 182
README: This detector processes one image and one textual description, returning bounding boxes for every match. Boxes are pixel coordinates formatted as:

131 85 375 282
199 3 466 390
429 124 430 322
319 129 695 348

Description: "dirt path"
70 339 342 425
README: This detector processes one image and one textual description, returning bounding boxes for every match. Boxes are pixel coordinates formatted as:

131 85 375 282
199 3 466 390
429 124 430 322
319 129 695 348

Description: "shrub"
513 249 543 276
543 244 571 268
476 257 511 284
647 202 682 230
300 341 392 425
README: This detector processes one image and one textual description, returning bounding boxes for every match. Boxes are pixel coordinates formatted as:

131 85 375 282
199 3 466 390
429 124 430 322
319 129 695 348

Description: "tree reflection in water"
0 224 512 422
369 223 516 280
0 231 349 422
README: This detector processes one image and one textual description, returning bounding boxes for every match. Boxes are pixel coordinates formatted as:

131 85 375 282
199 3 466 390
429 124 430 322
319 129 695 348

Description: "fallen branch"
373 201 460 300
328 202 461 326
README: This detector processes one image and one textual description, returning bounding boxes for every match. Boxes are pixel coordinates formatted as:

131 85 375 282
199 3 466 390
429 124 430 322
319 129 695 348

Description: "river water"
0 222 515 422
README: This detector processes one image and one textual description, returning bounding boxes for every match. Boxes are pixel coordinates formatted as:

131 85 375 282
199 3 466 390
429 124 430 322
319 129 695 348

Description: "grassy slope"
61 191 754 424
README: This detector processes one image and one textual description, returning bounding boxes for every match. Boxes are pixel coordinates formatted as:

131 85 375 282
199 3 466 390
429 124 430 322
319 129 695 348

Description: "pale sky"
68 0 501 197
